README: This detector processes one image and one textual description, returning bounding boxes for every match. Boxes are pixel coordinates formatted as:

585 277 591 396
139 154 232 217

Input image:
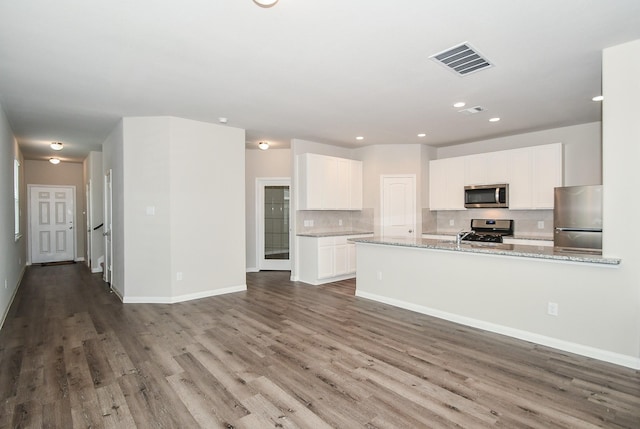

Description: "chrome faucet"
456 230 474 245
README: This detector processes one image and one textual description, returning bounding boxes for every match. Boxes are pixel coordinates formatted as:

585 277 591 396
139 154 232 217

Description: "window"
14 159 20 240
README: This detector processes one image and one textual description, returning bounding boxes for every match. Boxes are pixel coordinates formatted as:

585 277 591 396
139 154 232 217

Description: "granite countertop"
422 232 553 241
351 236 621 265
297 230 374 238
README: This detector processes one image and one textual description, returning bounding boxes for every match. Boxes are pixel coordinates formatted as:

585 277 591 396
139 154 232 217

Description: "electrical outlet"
547 302 559 316
377 271 383 280
449 219 455 226
339 219 343 226
176 272 183 281
538 221 545 229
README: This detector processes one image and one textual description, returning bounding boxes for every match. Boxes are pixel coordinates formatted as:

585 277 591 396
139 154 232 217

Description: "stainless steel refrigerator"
554 185 603 253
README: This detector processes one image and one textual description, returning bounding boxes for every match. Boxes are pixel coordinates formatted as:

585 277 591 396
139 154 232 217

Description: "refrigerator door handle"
555 227 603 232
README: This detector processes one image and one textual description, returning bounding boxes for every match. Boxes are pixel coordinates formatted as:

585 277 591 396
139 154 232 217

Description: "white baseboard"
0 265 26 331
123 284 247 304
91 266 104 274
246 267 259 273
75 257 85 262
356 290 640 370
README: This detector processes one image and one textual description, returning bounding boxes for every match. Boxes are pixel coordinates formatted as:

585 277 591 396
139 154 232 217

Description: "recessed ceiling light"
417 133 426 138
253 0 278 7
356 136 364 140
489 117 501 122
50 142 63 151
258 141 269 150
592 95 604 102
49 157 61 165
218 117 228 124
453 102 466 108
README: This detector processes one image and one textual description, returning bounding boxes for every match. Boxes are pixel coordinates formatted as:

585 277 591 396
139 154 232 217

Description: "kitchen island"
352 237 638 369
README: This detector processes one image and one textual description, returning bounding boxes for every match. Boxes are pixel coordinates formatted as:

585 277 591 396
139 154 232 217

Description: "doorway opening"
257 178 291 271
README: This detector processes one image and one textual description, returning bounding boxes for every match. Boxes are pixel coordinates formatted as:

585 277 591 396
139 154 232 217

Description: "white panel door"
381 175 416 238
29 186 75 263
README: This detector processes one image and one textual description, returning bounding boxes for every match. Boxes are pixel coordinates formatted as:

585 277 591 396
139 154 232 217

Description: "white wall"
0 102 26 329
112 116 246 303
168 117 246 301
245 148 291 271
102 120 125 297
123 117 173 300
436 122 602 186
602 39 640 360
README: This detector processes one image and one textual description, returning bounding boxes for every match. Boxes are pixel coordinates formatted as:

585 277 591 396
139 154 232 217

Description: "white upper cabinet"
507 143 563 209
464 151 509 185
431 143 563 211
429 157 465 210
297 153 363 210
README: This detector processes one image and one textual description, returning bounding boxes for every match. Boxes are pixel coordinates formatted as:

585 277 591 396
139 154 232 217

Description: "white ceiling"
1 0 640 162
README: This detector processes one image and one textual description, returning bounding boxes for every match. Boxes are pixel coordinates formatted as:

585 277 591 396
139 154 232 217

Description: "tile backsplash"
297 208 374 234
424 208 554 239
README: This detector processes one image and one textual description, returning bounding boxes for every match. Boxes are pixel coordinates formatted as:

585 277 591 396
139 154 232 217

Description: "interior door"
29 185 76 263
257 178 291 271
103 170 113 284
86 182 92 268
381 175 416 238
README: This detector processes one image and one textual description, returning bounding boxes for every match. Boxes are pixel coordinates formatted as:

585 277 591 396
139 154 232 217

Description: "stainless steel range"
459 219 514 243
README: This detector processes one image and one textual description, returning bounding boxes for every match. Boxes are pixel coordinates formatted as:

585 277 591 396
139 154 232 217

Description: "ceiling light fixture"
417 133 426 137
453 102 466 108
253 0 278 7
50 141 63 151
489 117 501 122
258 141 269 150
49 157 61 165
356 136 364 140
592 95 604 102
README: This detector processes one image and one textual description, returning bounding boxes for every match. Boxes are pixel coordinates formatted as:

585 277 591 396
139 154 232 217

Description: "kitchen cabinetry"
298 234 373 285
464 151 508 185
507 143 562 209
429 157 465 210
430 143 562 211
297 154 363 210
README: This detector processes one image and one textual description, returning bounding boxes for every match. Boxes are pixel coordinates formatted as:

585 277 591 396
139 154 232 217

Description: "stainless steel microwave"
464 184 509 208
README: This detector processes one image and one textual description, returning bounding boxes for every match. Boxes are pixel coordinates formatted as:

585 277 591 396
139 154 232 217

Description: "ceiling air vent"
429 42 493 76
458 106 485 115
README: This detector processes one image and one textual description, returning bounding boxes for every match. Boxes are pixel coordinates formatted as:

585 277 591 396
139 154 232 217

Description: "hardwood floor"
1 264 639 428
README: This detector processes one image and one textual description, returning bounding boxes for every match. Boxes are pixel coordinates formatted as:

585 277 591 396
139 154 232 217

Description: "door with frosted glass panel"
259 181 291 270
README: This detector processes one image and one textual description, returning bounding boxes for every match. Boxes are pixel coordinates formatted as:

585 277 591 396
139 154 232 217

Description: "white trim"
74 257 85 262
246 267 259 273
91 267 104 274
356 290 640 370
123 284 247 304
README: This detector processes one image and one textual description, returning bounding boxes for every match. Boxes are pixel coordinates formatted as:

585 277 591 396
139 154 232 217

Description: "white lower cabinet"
298 234 373 285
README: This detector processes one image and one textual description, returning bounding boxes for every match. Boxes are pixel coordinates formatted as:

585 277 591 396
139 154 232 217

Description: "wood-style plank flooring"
1 264 639 428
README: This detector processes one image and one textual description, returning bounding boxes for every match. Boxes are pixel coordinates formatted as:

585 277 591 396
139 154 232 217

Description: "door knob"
409 229 413 233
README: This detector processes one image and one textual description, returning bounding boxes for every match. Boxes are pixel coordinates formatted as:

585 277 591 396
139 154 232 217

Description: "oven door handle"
495 187 500 204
